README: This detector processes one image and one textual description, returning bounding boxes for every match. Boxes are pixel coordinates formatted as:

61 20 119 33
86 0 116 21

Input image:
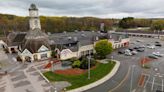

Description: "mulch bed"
54 64 98 75
138 74 146 87
55 68 86 75
140 57 153 65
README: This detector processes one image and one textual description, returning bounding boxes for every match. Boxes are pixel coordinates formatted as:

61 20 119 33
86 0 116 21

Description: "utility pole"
88 50 91 79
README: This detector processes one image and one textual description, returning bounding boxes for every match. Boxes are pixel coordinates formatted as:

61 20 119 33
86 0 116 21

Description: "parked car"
155 41 160 43
133 46 139 50
155 43 162 47
128 48 134 51
147 45 155 49
131 50 138 55
152 52 163 57
137 48 145 52
148 55 158 59
118 50 125 54
125 49 132 56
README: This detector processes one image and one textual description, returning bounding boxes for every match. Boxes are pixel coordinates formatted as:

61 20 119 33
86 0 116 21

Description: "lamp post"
130 65 135 92
88 50 91 79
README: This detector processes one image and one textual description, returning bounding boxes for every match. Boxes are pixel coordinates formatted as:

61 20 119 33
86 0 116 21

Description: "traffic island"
43 60 120 92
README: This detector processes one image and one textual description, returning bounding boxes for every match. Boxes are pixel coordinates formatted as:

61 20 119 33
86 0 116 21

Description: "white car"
152 52 163 57
125 49 132 56
147 45 155 49
131 50 138 55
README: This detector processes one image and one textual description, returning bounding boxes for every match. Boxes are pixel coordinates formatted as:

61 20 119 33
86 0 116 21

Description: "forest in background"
0 13 164 36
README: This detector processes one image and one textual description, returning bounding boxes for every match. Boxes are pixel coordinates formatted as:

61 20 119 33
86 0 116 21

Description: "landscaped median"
43 60 120 92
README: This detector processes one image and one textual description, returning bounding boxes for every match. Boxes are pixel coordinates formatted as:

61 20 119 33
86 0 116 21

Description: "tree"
95 40 113 59
119 17 136 28
151 20 164 31
51 50 56 58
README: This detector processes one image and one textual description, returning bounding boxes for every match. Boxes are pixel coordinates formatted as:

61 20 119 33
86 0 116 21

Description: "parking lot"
113 37 164 92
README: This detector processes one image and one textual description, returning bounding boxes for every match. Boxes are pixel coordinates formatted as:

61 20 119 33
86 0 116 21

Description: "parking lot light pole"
130 65 135 92
88 50 91 80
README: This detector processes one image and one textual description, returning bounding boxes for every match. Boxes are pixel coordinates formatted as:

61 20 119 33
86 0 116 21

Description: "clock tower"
29 4 41 30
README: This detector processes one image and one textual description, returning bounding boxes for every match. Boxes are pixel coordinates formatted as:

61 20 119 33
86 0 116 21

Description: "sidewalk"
67 60 120 92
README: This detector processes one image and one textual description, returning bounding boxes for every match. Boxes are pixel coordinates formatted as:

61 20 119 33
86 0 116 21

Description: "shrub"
80 57 97 69
72 60 81 68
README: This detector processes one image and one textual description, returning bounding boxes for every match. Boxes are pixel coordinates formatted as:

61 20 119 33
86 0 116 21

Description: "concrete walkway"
67 60 120 92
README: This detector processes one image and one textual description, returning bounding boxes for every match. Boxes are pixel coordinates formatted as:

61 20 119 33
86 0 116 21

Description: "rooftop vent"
81 34 86 37
73 37 78 41
68 36 72 40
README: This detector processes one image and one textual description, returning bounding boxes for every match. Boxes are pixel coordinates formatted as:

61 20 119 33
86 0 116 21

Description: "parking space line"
144 74 150 88
151 77 155 91
162 79 163 91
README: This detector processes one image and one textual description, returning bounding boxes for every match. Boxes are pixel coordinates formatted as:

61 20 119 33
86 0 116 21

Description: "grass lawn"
43 61 116 90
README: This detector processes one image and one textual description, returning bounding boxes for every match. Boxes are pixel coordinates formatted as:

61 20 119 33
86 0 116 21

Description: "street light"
88 50 91 79
130 65 135 92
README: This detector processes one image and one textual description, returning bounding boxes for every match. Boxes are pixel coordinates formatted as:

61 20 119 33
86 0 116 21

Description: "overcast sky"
0 0 163 18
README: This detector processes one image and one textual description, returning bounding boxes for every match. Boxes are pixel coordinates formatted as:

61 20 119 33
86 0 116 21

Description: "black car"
155 41 160 43
133 46 139 49
137 48 145 52
118 50 125 54
128 48 133 51
155 43 162 47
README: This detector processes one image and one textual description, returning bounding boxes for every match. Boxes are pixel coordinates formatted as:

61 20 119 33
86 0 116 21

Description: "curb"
66 60 120 92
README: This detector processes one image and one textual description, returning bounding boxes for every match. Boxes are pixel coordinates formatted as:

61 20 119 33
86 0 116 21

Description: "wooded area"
0 14 164 36
0 14 117 35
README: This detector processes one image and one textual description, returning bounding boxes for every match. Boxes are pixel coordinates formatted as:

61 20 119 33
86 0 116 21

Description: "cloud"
0 0 163 18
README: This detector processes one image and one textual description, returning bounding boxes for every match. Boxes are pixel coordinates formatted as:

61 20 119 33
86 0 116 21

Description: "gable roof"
22 38 50 53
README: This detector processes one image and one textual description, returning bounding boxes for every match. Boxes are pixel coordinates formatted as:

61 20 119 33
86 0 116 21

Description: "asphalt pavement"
85 37 164 92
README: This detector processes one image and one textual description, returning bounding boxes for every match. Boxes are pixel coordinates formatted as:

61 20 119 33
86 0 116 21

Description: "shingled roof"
22 38 50 53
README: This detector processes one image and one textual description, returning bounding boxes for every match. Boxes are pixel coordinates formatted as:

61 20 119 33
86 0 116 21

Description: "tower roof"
29 3 38 10
25 28 48 39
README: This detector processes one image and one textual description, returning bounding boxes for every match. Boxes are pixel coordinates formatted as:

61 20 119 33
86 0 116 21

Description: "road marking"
109 66 131 92
151 77 155 91
162 79 163 91
144 74 150 88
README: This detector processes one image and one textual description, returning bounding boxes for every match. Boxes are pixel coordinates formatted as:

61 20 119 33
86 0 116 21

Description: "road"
85 37 164 92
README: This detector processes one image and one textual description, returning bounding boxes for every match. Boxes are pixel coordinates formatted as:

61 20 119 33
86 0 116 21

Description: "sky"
0 0 163 18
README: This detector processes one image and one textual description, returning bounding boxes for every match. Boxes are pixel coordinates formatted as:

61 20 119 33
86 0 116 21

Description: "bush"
72 60 81 68
80 57 97 69
51 50 56 58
